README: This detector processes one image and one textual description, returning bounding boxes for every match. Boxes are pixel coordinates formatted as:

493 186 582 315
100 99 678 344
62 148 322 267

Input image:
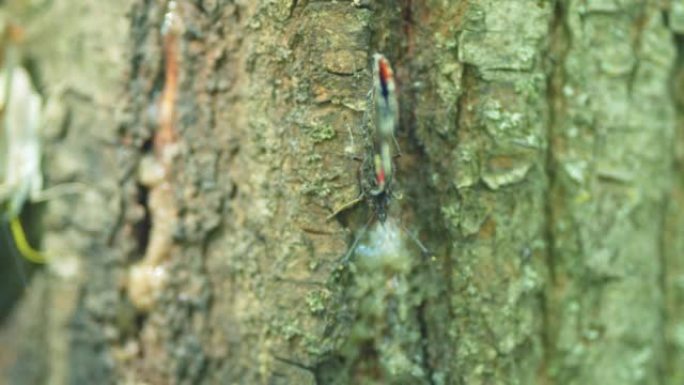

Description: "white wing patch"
0 65 42 218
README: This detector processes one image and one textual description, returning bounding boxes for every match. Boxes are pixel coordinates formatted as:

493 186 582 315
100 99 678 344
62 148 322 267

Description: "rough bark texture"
1 1 683 384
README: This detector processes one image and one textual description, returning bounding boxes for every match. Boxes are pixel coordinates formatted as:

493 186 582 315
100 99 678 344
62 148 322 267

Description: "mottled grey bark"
1 1 683 385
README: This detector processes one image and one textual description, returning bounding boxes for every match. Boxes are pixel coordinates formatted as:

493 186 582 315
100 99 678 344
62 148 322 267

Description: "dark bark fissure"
541 1 569 380
126 0 162 258
625 8 648 97
396 3 438 384
312 1 454 382
657 188 670 385
132 182 152 257
541 1 586 382
663 26 684 385
544 0 567 289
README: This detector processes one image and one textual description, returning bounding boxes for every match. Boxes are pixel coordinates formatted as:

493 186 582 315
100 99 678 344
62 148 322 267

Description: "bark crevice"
542 0 571 381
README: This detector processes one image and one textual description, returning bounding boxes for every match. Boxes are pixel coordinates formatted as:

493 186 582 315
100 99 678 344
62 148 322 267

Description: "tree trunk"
1 1 682 384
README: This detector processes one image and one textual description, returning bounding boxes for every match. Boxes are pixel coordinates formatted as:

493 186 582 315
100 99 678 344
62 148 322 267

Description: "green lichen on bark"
662 2 684 384
3 1 684 384
187 2 376 384
410 1 552 384
547 2 675 384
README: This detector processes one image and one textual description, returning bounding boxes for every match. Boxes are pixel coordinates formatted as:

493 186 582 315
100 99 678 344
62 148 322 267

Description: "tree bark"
0 1 682 384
